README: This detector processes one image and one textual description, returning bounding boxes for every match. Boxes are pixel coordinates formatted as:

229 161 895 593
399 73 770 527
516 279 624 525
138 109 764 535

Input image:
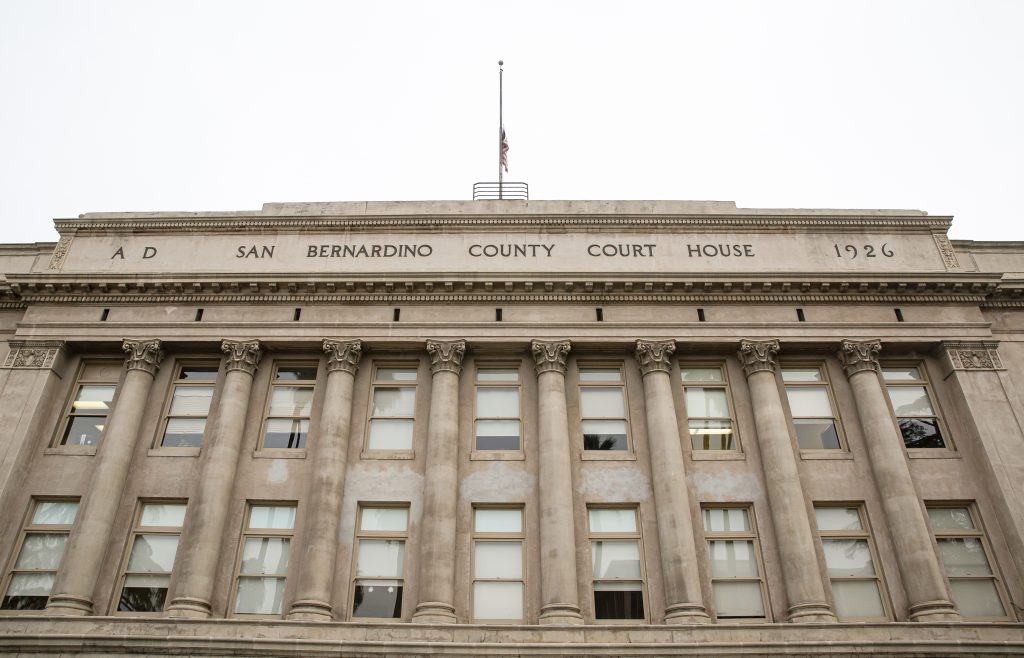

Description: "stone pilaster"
635 340 710 624
737 339 836 623
531 339 584 625
46 339 164 615
837 339 959 621
412 340 465 624
166 339 262 618
288 340 362 621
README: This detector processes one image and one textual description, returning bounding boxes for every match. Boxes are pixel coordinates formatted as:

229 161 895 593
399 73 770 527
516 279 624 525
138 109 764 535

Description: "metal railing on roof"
473 182 528 200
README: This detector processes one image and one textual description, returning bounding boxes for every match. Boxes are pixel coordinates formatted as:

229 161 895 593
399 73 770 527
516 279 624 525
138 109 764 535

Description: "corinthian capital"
123 339 164 376
426 340 466 375
222 339 262 376
738 339 780 378
532 340 571 375
323 339 362 375
838 339 881 377
635 339 676 376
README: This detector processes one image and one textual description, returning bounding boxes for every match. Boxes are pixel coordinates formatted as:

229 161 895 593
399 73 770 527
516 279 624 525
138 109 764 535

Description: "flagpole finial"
498 60 503 66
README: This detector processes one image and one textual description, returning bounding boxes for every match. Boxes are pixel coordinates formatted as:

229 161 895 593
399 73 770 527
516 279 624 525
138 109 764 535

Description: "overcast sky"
1 1 1021 243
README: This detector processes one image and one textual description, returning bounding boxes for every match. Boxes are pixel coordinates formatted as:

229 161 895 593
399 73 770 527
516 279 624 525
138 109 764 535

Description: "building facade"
0 200 1022 655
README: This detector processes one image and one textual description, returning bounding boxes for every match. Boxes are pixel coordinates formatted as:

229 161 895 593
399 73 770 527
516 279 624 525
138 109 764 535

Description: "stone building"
0 200 1022 655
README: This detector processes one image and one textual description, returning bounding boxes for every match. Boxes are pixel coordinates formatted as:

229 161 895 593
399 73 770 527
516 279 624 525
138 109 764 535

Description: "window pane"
794 419 841 449
580 387 625 417
593 583 645 620
815 507 862 531
356 539 405 577
372 387 415 416
477 387 519 417
582 419 628 451
589 509 637 533
478 368 518 382
713 581 764 617
821 539 875 577
689 419 734 450
681 367 723 382
62 416 106 446
140 504 187 528
684 388 729 418
360 508 409 532
474 542 522 578
126 535 180 572
937 538 992 576
72 384 116 411
268 387 313 416
118 574 170 612
13 534 67 569
235 576 286 614
31 501 78 525
249 506 296 530
950 579 1005 617
927 507 974 530
703 508 750 532
887 386 934 416
168 386 213 415
2 573 54 610
240 537 290 575
263 418 309 449
898 418 944 449
781 368 822 382
882 367 920 381
179 366 218 381
376 368 416 382
591 540 641 578
368 418 414 450
475 508 522 533
475 420 521 450
832 580 885 618
352 579 403 618
275 366 317 381
786 386 833 416
474 581 523 619
708 540 760 577
162 418 207 448
579 368 621 382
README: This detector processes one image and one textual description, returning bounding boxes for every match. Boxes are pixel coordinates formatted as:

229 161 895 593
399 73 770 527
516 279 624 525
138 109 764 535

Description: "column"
531 339 584 625
737 339 835 623
47 339 164 615
166 339 261 618
288 339 362 621
412 339 465 624
838 339 959 621
635 339 710 623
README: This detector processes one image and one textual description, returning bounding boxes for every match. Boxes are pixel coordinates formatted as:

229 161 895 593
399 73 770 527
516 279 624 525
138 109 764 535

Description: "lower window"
702 506 767 620
352 506 408 619
1 500 79 610
117 502 187 612
927 504 1008 618
234 504 295 615
814 505 888 619
588 507 645 620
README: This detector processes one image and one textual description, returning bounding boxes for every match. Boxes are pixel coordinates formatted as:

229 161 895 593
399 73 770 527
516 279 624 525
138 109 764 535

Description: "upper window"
233 504 296 615
1 499 79 610
814 505 888 620
579 366 630 451
59 362 119 447
588 507 645 620
702 506 768 620
882 366 946 449
367 366 417 451
352 506 408 619
160 365 217 448
472 507 524 621
116 502 187 613
262 364 317 449
782 366 842 450
926 504 1008 618
681 365 738 451
475 367 521 451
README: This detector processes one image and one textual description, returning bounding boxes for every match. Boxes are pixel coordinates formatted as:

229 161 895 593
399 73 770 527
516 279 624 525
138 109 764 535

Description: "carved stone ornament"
932 233 961 270
47 233 74 270
737 339 780 378
426 339 466 375
838 339 882 377
2 340 65 370
222 339 262 376
635 339 676 376
942 342 1004 371
123 339 165 376
532 339 571 375
323 339 362 374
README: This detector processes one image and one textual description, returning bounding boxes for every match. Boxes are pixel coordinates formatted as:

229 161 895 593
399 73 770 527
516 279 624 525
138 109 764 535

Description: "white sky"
0 0 1021 244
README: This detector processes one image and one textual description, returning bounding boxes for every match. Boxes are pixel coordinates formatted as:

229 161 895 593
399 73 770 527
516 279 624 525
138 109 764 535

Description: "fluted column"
531 340 584 625
47 339 164 615
412 339 465 623
166 339 261 618
635 339 710 624
288 339 362 621
838 339 959 621
737 339 835 623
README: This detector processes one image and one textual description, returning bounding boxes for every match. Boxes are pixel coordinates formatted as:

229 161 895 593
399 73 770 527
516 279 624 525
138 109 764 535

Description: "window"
579 366 629 451
233 504 295 615
882 366 946 449
782 367 841 449
926 505 1008 618
702 506 767 620
59 363 119 446
681 365 737 451
814 505 887 619
472 507 524 621
367 366 417 451
262 364 317 449
1 500 79 610
352 506 408 618
159 365 217 447
116 502 187 612
475 367 521 451
588 508 645 620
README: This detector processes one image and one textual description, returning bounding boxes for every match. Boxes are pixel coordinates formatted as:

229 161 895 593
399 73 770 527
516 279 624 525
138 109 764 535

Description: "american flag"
500 128 509 172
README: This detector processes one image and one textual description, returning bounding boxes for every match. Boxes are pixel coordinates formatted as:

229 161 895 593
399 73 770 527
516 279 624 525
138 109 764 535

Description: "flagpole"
498 60 504 199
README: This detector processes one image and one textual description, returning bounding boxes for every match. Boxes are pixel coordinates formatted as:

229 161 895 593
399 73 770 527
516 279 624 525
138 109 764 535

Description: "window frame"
154 361 220 452
258 361 319 452
587 505 648 622
470 505 525 623
362 362 419 458
0 497 79 613
472 362 524 459
229 501 296 618
577 362 633 458
701 504 771 622
880 361 954 453
111 499 187 615
779 362 847 454
349 503 410 621
51 359 122 453
679 361 742 456
813 503 891 621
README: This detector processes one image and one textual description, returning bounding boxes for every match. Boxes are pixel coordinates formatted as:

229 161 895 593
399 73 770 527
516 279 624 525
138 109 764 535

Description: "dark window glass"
0 594 47 610
178 367 218 381
899 419 945 449
117 586 168 612
593 589 644 619
352 583 403 618
583 431 628 451
276 366 317 381
61 416 105 446
793 419 841 450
